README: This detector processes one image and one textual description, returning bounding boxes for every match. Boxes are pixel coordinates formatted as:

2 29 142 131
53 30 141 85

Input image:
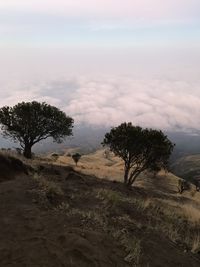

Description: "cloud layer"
64 77 200 131
0 1 199 133
0 75 199 132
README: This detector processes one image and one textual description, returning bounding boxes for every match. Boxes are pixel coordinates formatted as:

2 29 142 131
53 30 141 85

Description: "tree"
72 153 81 166
178 179 190 194
0 101 74 159
51 153 59 162
102 122 174 187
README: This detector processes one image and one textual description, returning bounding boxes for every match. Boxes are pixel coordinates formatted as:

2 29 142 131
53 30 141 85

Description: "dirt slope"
0 153 200 266
0 173 127 267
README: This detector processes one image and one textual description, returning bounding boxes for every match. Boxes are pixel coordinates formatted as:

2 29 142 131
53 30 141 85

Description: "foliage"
102 122 174 186
51 153 59 161
178 179 190 194
72 153 81 166
0 101 74 158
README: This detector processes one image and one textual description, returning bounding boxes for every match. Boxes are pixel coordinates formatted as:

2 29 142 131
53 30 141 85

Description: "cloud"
0 74 199 132
63 77 200 131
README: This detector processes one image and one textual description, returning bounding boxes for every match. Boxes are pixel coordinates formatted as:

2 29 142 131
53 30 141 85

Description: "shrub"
51 153 59 161
72 153 81 166
34 176 64 205
178 179 190 194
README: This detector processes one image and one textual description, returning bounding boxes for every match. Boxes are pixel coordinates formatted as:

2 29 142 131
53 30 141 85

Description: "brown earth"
0 153 200 266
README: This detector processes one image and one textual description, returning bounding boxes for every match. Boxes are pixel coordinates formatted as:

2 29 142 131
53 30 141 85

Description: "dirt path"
0 175 127 267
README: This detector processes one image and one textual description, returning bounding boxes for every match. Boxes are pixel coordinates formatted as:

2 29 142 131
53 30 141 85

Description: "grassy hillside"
0 150 200 266
171 154 200 182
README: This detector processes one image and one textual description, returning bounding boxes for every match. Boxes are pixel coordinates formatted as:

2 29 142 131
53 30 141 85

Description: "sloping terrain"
0 152 29 182
171 154 200 182
55 149 124 181
0 151 200 266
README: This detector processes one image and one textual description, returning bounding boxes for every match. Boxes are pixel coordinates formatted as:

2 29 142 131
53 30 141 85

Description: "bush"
51 153 59 161
34 176 64 205
72 153 81 166
178 179 190 194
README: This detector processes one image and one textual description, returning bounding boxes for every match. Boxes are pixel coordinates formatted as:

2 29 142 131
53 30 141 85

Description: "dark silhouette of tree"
51 153 59 161
178 179 190 194
72 153 81 166
102 122 174 187
0 101 74 158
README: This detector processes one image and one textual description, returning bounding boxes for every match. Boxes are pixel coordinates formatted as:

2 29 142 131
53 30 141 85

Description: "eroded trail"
0 174 127 267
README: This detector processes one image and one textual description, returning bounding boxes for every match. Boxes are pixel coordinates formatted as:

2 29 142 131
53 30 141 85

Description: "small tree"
178 179 190 194
51 153 59 162
72 153 81 166
102 122 174 187
0 101 74 159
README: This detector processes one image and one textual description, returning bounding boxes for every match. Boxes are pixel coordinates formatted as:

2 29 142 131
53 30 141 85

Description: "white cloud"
0 43 199 133
1 74 199 132
63 77 200 131
69 77 198 131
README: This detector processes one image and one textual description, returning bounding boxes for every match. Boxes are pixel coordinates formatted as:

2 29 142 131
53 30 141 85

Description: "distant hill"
1 125 200 160
171 154 200 182
0 125 108 154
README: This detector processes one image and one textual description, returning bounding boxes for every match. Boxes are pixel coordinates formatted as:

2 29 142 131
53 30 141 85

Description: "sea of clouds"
0 74 199 133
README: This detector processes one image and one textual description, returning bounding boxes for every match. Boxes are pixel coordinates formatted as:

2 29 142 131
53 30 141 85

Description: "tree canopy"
0 101 74 158
102 122 174 186
72 153 82 166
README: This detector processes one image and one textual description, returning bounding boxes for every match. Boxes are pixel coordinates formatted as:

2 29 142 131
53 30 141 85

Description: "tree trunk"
23 144 32 159
124 167 130 185
127 169 142 187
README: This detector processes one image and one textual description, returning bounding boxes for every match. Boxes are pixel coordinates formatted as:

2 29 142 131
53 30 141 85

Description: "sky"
0 1 200 132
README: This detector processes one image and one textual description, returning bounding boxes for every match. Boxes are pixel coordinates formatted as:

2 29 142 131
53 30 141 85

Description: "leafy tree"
0 101 74 158
72 153 81 166
102 122 174 187
51 153 59 161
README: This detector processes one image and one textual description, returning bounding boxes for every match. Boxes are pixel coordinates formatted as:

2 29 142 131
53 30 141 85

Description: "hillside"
0 151 200 266
171 154 200 182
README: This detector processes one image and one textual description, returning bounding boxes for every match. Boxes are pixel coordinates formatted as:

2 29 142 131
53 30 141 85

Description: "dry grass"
30 149 200 255
113 229 141 266
54 202 70 212
56 149 124 181
191 233 200 253
67 209 107 228
95 188 123 208
181 204 200 224
40 179 63 198
32 174 64 205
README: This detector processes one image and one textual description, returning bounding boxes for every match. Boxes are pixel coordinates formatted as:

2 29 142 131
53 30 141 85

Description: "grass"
133 197 200 252
113 229 141 266
191 233 200 253
93 186 200 254
96 188 123 208
24 149 200 258
2 147 200 266
32 173 64 205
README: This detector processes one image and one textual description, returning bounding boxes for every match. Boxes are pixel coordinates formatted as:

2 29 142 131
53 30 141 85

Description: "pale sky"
0 1 200 132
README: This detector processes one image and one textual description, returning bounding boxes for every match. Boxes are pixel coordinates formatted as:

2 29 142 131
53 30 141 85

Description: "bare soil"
0 158 200 266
